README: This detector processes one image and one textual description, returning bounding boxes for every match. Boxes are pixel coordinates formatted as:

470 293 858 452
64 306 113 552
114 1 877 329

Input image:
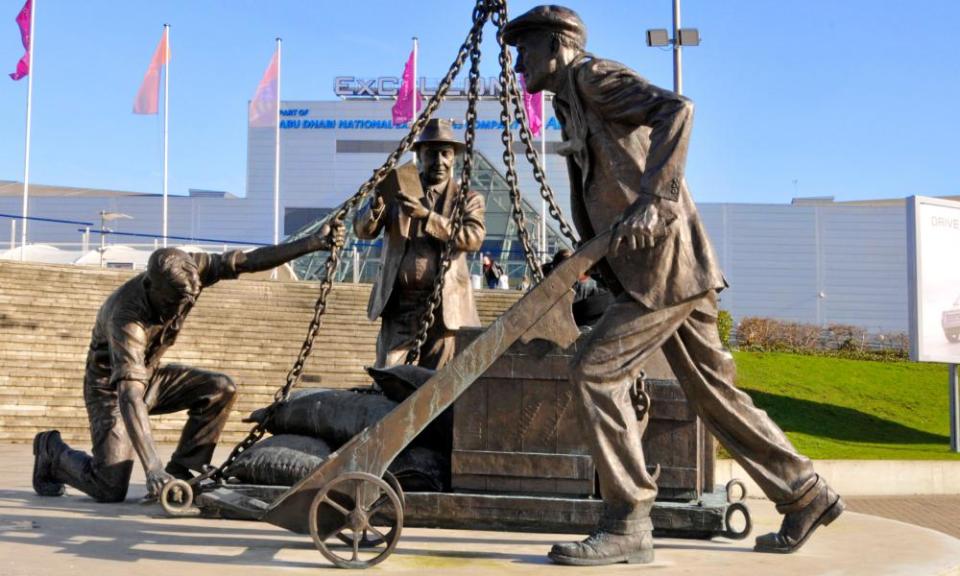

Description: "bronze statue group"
31 5 843 567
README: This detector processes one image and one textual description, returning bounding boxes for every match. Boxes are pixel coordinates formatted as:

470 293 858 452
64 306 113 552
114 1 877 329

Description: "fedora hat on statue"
412 118 466 154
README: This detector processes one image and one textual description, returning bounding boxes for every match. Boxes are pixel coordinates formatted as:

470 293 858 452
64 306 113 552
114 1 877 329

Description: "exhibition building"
0 82 950 335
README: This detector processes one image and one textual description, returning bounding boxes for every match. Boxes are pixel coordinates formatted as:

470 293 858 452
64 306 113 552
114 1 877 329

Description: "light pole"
99 211 132 268
646 0 701 95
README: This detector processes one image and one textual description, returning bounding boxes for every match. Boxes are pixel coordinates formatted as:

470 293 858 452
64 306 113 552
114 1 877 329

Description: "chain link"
491 2 579 252
215 0 492 480
493 9 544 283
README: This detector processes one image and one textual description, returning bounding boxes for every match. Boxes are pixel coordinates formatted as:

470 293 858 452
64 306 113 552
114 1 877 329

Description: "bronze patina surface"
31 228 341 503
262 229 611 536
503 3 844 564
353 118 486 370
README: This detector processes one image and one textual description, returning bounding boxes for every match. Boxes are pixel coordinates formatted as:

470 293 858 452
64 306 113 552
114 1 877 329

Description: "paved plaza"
1 443 959 575
846 495 960 541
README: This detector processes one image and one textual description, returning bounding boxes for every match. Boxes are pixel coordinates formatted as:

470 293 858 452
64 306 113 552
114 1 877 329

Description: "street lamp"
99 210 132 268
646 0 701 95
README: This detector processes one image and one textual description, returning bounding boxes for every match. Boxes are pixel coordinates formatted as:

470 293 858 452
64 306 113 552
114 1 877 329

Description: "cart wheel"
335 471 405 548
310 472 404 569
160 479 197 517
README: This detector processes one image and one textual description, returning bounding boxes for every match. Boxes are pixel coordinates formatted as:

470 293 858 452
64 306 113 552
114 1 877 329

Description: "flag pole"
412 37 418 122
19 0 36 260
162 23 169 247
271 38 282 279
539 90 547 263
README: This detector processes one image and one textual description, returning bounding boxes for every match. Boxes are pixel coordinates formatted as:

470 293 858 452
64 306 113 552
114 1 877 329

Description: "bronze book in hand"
380 161 423 205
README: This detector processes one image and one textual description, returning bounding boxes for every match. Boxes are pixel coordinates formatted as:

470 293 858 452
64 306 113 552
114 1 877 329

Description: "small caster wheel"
721 502 753 540
310 471 403 569
725 478 748 503
160 479 198 517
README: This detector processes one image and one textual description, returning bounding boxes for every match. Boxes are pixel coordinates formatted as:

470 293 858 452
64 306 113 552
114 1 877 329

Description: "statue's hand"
397 192 431 219
146 466 175 498
315 221 346 250
610 202 674 256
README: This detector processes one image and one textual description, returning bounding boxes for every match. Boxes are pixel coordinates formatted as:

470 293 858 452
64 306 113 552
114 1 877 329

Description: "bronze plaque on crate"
452 329 715 501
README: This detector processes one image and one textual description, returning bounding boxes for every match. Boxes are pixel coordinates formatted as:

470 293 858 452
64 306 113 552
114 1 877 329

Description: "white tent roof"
74 245 149 269
0 244 77 264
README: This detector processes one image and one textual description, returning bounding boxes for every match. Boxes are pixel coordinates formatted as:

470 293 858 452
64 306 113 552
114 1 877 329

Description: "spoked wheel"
310 472 404 569
335 471 405 548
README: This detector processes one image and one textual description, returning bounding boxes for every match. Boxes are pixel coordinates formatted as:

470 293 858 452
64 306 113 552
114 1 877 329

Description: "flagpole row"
162 23 169 247
20 0 36 259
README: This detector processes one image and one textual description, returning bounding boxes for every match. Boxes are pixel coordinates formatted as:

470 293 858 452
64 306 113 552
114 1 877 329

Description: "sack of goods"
230 365 450 492
245 388 397 447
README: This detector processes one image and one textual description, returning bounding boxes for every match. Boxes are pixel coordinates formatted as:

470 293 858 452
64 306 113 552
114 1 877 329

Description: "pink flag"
8 0 31 81
520 74 543 137
133 31 169 115
391 49 423 125
249 50 279 127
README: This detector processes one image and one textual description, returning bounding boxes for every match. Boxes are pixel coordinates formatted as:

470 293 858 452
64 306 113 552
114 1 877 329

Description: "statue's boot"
32 431 67 496
53 447 132 502
755 475 845 553
548 530 654 566
164 461 195 481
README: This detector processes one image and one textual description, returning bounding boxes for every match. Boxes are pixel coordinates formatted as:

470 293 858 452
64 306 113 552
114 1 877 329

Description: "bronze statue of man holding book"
354 118 486 369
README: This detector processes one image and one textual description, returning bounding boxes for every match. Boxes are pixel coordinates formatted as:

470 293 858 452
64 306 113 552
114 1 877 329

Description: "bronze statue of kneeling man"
504 5 843 565
32 224 344 502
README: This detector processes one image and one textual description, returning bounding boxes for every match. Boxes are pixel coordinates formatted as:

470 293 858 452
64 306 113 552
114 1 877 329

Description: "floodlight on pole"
645 0 701 95
646 29 669 47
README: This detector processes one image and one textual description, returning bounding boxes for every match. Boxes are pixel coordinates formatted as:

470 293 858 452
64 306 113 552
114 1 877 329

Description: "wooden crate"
452 329 715 501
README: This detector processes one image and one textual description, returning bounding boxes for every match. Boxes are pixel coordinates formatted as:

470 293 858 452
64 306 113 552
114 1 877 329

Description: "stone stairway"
0 261 521 444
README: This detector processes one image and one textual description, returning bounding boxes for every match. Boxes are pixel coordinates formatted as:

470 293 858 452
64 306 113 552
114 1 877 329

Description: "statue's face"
417 143 456 187
514 33 556 93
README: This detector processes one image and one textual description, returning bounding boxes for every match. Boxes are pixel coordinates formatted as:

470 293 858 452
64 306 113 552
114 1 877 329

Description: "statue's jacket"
554 55 727 311
353 177 485 330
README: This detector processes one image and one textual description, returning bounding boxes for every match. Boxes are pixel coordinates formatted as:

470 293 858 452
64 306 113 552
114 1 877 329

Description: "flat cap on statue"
502 5 587 47
412 118 466 153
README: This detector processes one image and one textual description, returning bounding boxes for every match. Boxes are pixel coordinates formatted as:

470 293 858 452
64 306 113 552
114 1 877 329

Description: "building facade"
0 95 937 335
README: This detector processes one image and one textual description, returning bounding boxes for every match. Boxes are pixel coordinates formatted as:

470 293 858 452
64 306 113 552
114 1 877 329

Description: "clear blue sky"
1 0 958 204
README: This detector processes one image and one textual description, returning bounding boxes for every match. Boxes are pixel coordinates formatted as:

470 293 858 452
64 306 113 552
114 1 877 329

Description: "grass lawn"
730 351 960 460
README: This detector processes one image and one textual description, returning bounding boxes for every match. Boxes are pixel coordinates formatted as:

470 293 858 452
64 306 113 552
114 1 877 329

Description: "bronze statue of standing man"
354 118 486 369
32 225 343 502
504 5 843 566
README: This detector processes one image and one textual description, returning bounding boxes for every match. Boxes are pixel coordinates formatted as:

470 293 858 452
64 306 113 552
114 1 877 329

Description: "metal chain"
491 2 579 250
214 0 492 480
406 1 489 365
494 11 544 283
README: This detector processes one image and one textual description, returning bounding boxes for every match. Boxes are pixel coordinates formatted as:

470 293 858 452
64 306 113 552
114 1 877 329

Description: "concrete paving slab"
846 495 960 540
2 443 959 575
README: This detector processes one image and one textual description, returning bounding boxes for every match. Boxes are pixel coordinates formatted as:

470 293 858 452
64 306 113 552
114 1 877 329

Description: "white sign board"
908 196 960 363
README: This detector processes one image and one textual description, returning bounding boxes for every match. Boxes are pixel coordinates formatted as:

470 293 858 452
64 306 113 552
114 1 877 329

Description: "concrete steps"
0 260 520 444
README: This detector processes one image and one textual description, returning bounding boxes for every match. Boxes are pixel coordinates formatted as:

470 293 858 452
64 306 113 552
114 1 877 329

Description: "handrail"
0 213 94 226
76 228 270 247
